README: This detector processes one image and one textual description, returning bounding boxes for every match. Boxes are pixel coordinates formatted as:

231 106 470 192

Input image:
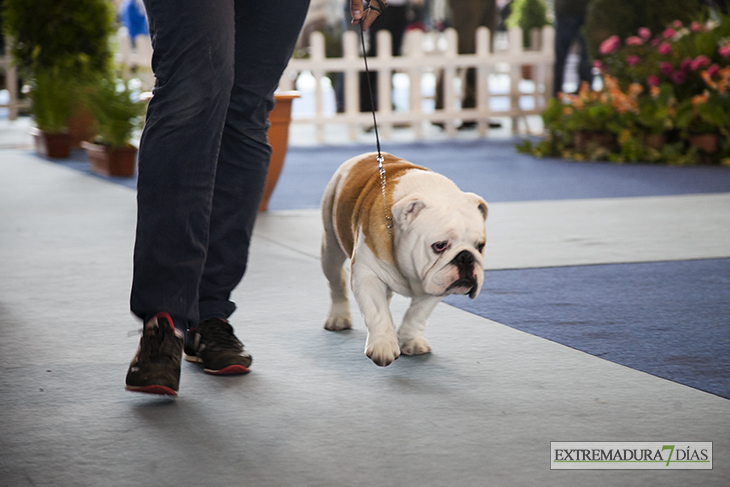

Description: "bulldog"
321 152 488 366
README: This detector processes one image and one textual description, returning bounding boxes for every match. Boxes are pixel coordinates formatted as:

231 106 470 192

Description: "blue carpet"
268 139 730 210
50 150 140 189
49 140 730 207
444 259 730 399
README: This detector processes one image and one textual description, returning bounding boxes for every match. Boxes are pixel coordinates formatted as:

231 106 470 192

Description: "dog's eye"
432 241 450 253
476 242 485 253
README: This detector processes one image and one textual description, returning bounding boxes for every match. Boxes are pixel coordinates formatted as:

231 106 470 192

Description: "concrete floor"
1 137 729 485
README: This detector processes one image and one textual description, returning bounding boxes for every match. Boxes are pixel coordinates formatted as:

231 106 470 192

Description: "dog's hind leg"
321 226 352 331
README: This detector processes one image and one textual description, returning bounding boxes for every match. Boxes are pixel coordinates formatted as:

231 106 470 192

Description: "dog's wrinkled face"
392 190 487 299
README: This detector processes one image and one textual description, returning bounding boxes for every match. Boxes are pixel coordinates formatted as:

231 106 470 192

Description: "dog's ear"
392 194 427 225
465 192 488 220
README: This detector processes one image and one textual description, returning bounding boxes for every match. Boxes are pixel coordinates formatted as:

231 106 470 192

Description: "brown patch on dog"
334 153 428 264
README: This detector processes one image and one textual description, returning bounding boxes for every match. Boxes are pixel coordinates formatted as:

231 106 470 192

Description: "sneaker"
184 318 252 375
125 312 183 396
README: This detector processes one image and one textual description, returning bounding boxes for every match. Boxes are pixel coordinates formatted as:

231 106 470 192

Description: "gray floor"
1 122 729 485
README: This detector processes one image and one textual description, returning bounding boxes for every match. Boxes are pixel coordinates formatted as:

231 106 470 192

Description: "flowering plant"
520 14 730 164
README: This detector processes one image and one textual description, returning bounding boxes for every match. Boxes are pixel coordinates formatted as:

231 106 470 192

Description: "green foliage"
584 0 702 58
521 12 730 165
84 78 146 148
507 0 550 48
3 0 114 80
30 68 78 133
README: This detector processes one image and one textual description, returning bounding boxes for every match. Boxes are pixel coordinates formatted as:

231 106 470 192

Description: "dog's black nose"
453 250 475 267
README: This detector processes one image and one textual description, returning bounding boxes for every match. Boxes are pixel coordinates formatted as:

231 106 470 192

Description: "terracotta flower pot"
643 134 666 150
259 91 300 212
66 106 98 149
688 134 718 153
574 130 614 152
81 141 138 177
30 127 72 159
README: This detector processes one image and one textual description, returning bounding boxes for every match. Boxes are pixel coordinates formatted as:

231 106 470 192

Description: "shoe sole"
204 365 250 375
185 354 251 375
185 354 203 364
125 384 178 396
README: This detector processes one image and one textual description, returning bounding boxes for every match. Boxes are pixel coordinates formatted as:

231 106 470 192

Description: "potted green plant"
81 78 146 177
27 68 77 158
3 0 114 153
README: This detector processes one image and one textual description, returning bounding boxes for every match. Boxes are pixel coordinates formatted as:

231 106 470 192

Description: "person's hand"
351 0 387 32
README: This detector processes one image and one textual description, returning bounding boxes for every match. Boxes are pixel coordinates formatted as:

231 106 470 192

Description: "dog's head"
391 180 487 299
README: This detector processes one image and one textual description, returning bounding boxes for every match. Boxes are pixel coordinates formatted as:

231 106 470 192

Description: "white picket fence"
277 26 555 142
4 26 555 141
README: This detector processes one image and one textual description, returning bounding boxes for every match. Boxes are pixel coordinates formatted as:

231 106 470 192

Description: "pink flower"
599 35 621 55
647 75 660 87
593 60 603 70
626 55 641 66
650 38 661 47
658 42 672 55
638 27 651 39
671 70 686 84
663 28 677 39
672 20 683 29
690 21 703 32
680 57 693 72
626 36 643 46
719 45 730 57
690 55 711 71
660 62 674 77
708 63 720 77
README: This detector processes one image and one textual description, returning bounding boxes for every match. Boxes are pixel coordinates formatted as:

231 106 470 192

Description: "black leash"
359 23 383 159
359 17 393 238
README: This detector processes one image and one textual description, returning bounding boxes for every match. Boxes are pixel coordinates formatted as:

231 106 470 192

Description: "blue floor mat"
49 140 730 208
444 259 730 399
268 139 730 210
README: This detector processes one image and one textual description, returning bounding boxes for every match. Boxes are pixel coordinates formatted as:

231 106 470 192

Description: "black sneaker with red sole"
184 318 252 375
125 312 183 396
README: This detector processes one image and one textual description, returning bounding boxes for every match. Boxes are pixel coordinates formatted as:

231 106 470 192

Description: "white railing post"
2 36 19 120
541 25 555 101
406 29 425 139
309 31 327 143
475 26 491 136
375 29 392 139
343 30 361 140
507 27 523 133
442 28 458 136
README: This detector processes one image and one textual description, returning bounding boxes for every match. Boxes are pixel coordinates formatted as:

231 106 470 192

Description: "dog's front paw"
324 314 352 331
399 335 432 355
324 303 352 331
365 333 401 366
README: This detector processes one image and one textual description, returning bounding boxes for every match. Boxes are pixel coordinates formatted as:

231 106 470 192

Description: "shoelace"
197 320 243 352
140 326 182 363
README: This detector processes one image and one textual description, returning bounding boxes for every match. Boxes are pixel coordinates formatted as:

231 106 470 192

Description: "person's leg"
448 0 494 110
553 14 572 96
553 14 589 96
130 0 235 332
575 16 593 88
197 0 311 322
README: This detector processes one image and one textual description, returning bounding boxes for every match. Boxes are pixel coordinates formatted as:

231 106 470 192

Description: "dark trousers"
553 13 592 96
359 5 408 112
131 0 310 331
